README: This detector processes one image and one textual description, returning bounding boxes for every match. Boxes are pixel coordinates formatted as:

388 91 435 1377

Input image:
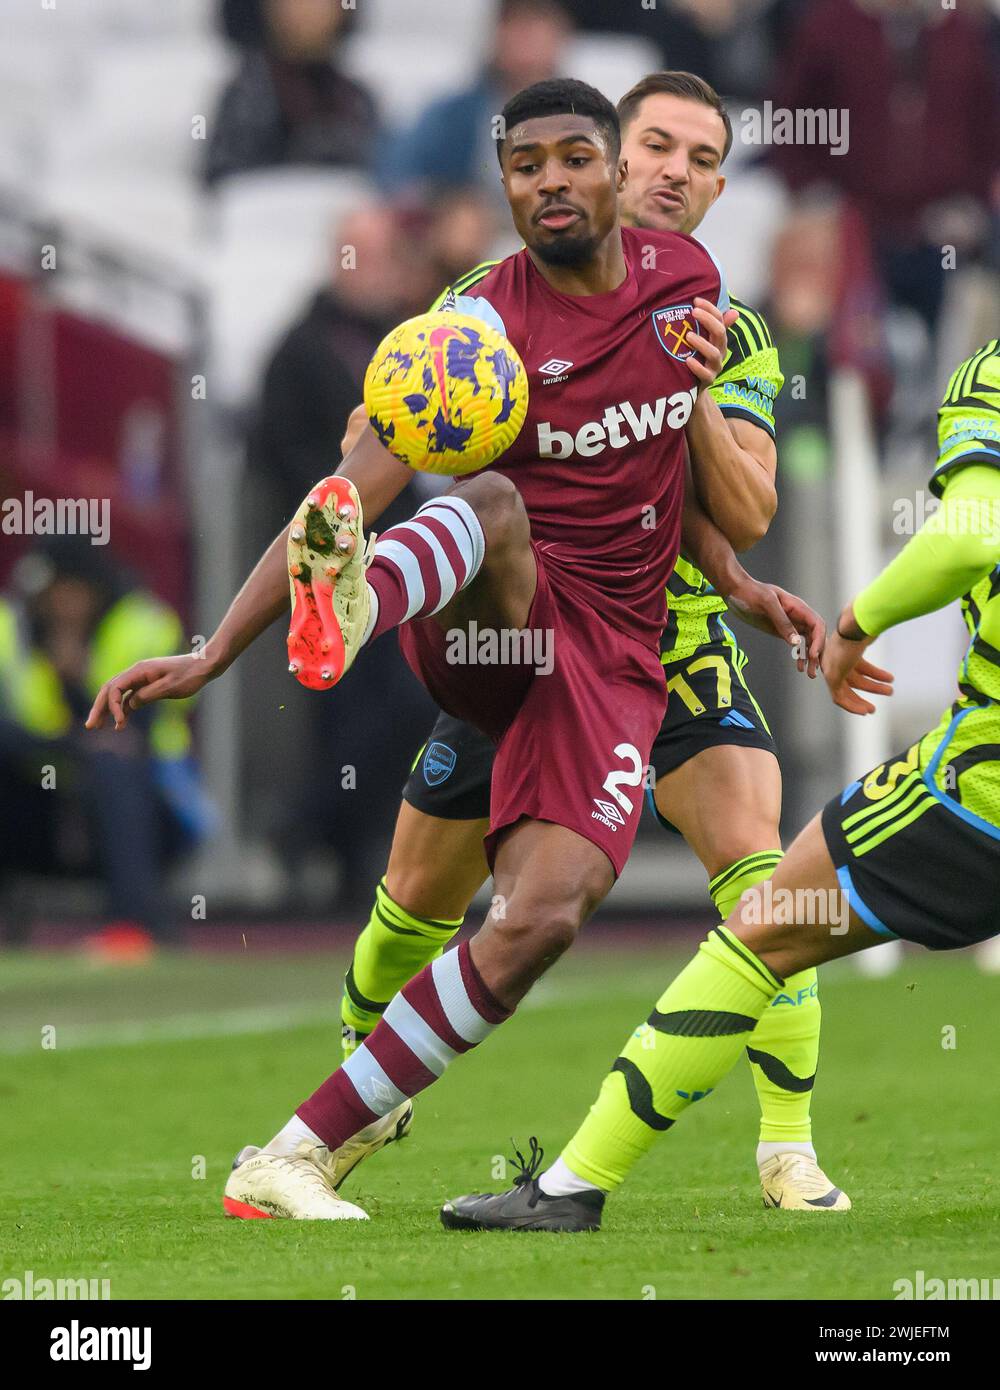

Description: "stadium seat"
696 169 789 306
86 0 215 39
210 166 375 258
52 258 195 361
28 36 233 269
344 27 662 130
358 0 497 51
37 170 205 278
45 38 235 186
2 0 212 41
340 32 486 128
0 1 94 49
207 167 377 406
0 38 70 194
560 33 662 104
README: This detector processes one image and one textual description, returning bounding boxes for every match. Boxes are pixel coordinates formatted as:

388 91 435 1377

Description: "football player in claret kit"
441 342 1000 1233
335 72 847 1211
86 79 825 1221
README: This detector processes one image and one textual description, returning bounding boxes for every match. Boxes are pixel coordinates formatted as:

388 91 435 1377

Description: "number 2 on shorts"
602 743 645 815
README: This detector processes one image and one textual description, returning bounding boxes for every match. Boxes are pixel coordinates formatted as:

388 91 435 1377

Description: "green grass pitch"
2 942 997 1300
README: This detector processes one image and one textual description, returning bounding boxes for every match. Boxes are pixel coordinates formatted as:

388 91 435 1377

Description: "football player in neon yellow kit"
442 340 1000 1231
338 73 844 1210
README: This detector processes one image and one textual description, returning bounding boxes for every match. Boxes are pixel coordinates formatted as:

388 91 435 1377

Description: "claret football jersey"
436 225 728 652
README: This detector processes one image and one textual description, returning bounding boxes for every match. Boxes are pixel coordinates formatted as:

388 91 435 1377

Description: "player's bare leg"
237 817 616 1222
321 806 491 1189
655 745 781 882
341 803 488 1056
442 815 881 1231
230 806 490 1203
228 471 590 1219
333 815 608 1197
286 470 520 1060
656 745 844 1209
385 804 489 922
294 468 533 1182
468 820 614 1006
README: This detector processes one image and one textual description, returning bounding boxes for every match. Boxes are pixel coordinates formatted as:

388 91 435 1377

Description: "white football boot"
286 475 374 690
227 1101 413 1201
317 1101 413 1190
223 1141 369 1221
759 1152 852 1211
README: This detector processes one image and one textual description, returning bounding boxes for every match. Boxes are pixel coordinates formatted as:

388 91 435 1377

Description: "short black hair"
496 79 621 166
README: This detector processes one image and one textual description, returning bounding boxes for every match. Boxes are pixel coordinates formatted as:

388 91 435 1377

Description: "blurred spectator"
249 202 436 520
218 0 267 48
249 192 497 520
0 538 213 953
770 0 1000 332
770 196 892 417
423 189 499 291
560 0 802 101
244 195 499 907
381 0 574 207
205 0 377 187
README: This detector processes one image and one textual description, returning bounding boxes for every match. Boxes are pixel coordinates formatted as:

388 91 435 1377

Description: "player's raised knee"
452 471 529 556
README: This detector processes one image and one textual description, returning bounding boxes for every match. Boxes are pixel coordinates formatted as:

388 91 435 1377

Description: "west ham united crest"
652 304 696 361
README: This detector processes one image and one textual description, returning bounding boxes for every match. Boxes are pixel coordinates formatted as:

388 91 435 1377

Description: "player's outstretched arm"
340 402 370 458
84 527 291 730
823 462 1000 713
680 467 824 677
686 390 777 551
86 424 413 731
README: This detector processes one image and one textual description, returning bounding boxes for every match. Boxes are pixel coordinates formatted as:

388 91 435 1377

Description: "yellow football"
363 311 528 476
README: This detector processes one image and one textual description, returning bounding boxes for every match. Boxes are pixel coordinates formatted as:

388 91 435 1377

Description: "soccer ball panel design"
363 312 529 476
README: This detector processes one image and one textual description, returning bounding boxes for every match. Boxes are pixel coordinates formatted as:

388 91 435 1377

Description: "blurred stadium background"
1 0 998 951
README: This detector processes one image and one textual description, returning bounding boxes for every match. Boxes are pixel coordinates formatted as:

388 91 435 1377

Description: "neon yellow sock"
340 879 462 1059
561 926 781 1190
710 852 820 1145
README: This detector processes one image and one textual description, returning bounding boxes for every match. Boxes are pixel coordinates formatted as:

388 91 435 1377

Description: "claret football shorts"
403 617 776 840
398 543 666 877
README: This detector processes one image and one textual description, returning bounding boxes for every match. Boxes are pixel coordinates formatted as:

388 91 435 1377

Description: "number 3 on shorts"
602 743 645 816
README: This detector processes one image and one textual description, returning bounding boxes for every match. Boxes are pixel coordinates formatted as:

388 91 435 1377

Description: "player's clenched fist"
85 654 216 731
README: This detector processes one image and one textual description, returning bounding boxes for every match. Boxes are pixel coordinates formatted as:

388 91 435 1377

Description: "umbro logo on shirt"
539 358 574 383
